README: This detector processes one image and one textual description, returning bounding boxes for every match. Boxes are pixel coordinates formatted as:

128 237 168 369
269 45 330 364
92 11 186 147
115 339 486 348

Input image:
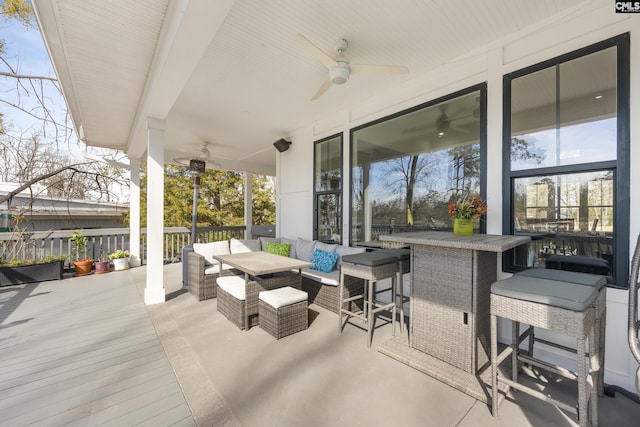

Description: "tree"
384 154 437 225
136 164 275 228
0 1 128 207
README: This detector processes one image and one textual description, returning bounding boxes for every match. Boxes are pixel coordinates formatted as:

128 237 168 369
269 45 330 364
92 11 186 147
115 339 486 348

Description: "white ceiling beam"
127 0 235 158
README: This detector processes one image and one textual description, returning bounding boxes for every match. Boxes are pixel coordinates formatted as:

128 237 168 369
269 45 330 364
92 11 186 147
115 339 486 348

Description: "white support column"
129 158 142 267
144 118 166 305
244 171 253 238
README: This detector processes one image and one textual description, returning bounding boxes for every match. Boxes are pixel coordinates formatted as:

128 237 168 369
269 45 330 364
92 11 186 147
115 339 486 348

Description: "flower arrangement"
447 195 487 220
108 249 130 260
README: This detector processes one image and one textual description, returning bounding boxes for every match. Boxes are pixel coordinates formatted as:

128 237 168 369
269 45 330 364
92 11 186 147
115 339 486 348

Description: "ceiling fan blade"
238 146 274 160
310 78 333 101
350 64 409 75
296 34 337 68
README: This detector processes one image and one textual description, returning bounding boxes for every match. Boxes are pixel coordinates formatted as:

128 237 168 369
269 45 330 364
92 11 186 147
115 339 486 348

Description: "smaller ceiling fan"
296 34 409 100
173 142 226 169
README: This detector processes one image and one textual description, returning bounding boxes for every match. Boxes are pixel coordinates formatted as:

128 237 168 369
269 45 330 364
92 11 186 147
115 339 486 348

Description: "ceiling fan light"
330 64 350 84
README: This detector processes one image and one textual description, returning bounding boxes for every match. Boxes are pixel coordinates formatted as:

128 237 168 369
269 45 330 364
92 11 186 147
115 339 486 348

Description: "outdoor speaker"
273 138 291 152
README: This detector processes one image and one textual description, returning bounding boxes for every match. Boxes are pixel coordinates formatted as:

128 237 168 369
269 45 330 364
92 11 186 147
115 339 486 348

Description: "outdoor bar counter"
378 231 530 401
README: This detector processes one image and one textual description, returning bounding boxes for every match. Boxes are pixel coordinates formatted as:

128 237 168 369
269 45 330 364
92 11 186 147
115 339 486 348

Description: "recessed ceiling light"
595 95 603 99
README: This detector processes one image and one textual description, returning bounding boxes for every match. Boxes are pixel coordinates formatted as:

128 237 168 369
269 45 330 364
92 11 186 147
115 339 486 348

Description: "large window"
314 134 342 243
351 85 486 247
504 34 630 287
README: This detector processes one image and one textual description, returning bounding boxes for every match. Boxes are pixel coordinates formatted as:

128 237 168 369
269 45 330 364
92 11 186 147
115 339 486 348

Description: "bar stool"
339 252 398 347
490 275 601 427
515 268 607 396
378 248 410 334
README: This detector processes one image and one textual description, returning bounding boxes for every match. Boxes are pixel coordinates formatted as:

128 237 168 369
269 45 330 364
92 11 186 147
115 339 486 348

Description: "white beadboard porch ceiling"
33 0 600 176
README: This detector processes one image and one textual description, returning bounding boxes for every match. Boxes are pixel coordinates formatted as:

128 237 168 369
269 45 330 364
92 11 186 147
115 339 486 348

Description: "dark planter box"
0 260 64 286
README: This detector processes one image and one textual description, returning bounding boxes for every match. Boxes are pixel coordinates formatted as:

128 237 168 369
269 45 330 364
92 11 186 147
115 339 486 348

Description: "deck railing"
0 226 247 266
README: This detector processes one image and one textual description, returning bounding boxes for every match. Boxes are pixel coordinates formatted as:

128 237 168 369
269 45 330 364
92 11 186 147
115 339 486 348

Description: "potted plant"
447 194 487 235
95 249 110 274
0 214 68 285
109 249 130 271
0 255 67 286
70 229 94 276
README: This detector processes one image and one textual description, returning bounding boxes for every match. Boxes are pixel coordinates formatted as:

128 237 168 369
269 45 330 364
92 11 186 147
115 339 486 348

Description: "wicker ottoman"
217 275 256 330
258 287 308 339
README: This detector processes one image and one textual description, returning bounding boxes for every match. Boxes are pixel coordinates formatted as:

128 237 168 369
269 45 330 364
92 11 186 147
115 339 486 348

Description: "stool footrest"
340 309 367 322
519 354 578 381
344 295 364 303
498 376 577 415
533 337 579 355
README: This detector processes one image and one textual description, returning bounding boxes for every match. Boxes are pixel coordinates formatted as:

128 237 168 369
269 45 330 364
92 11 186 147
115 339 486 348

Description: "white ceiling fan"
296 34 409 101
172 142 228 169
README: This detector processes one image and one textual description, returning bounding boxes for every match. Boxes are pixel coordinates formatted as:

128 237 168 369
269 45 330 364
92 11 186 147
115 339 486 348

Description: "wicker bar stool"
490 275 601 427
378 248 410 334
339 252 398 347
515 268 607 396
259 286 308 339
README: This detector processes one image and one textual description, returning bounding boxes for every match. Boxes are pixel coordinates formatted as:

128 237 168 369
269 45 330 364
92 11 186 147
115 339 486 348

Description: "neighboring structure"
0 182 127 231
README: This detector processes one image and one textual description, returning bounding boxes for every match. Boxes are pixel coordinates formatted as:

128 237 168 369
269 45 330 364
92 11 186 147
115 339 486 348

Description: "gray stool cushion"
491 276 599 312
341 251 397 267
378 248 410 273
545 254 609 275
516 268 606 290
378 248 410 260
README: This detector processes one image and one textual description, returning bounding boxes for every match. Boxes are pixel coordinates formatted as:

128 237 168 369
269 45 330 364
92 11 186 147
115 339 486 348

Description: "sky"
0 13 69 135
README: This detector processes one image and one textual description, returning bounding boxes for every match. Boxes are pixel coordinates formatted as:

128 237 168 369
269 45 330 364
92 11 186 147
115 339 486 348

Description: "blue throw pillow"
310 249 339 273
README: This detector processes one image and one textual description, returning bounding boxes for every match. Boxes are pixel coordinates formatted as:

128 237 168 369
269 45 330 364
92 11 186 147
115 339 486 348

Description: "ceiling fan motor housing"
330 60 350 84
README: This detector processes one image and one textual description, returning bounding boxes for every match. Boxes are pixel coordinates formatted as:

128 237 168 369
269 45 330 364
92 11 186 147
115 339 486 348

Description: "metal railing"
0 226 247 266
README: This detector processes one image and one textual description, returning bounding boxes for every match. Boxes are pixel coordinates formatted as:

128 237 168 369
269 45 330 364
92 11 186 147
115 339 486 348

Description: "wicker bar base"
259 299 308 339
378 335 511 404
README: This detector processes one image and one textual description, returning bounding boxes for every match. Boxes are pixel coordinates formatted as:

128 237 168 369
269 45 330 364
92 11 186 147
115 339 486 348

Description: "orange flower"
448 194 487 220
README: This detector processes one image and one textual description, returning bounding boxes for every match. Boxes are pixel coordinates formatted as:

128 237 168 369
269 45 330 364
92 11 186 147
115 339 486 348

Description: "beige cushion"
230 238 260 254
259 286 307 308
281 237 297 258
216 275 246 300
301 268 339 286
204 264 235 275
295 238 317 262
193 241 230 265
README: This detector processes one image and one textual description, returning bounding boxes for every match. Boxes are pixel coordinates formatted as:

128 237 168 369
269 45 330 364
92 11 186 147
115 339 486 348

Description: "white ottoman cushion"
259 286 307 309
216 276 246 300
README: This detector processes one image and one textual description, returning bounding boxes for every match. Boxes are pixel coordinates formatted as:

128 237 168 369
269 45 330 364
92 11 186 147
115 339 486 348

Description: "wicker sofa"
187 236 366 314
186 238 259 301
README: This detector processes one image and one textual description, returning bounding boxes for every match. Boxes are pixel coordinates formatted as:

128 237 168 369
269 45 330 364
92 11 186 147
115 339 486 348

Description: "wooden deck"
0 270 195 426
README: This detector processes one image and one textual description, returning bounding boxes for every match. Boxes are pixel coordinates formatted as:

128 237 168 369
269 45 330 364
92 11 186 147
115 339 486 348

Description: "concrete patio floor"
2 264 640 426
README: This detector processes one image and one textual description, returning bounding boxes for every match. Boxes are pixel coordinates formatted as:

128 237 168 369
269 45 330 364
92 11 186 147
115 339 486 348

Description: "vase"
454 218 473 236
95 261 111 274
73 259 94 276
112 257 130 271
